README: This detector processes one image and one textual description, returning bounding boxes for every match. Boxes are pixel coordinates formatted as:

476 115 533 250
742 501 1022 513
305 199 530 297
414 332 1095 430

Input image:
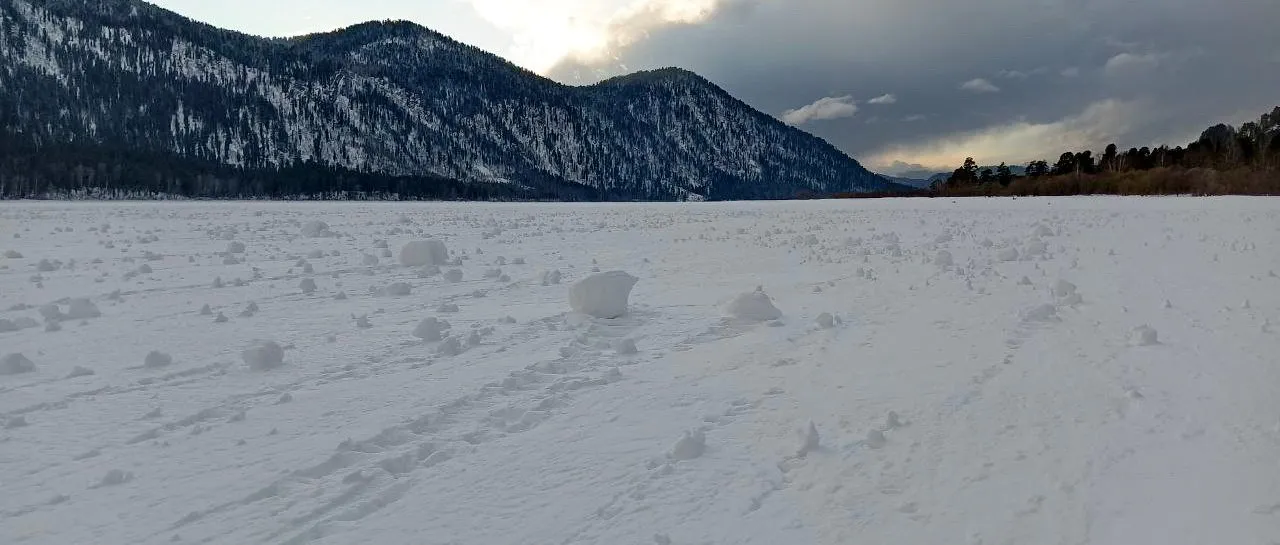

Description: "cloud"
465 0 732 73
542 0 1280 170
868 93 897 105
781 95 858 125
868 99 1141 171
959 78 1000 93
1103 52 1163 75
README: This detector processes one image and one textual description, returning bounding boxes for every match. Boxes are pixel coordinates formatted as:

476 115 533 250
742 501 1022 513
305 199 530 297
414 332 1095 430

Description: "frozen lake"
2 197 1279 545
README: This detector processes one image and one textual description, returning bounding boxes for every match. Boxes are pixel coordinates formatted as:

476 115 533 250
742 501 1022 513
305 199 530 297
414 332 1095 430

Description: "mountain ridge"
0 0 902 200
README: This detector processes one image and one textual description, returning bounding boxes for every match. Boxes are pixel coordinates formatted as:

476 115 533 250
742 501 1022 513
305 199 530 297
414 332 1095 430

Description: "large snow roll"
399 240 449 267
569 271 638 319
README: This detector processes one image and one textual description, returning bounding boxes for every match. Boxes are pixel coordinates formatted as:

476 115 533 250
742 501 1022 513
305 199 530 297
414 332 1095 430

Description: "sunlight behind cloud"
867 99 1141 172
466 0 723 73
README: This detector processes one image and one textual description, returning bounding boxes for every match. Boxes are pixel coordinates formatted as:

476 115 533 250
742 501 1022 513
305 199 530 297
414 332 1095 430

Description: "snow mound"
64 298 101 320
66 366 95 378
1052 280 1078 298
385 282 412 296
399 240 449 267
1132 325 1159 346
3 250 21 258
299 278 317 294
436 336 463 357
301 221 332 238
569 271 638 319
242 341 285 371
934 250 954 267
1 353 36 375
726 289 783 322
144 351 173 368
1022 303 1059 323
816 312 836 329
436 303 459 313
614 338 638 355
668 429 706 461
444 269 464 283
226 241 246 254
413 318 450 341
997 247 1020 261
541 269 562 286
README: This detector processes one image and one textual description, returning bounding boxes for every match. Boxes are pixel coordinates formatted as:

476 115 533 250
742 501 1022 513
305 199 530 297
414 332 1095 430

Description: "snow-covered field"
2 198 1279 545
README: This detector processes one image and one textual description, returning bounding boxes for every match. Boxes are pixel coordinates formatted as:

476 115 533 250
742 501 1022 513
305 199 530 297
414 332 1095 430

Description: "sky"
149 0 1280 176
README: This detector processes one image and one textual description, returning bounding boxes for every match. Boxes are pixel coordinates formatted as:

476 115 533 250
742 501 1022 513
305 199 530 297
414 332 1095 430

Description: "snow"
241 340 284 370
399 240 449 267
568 271 638 319
726 288 783 321
1 198 1279 545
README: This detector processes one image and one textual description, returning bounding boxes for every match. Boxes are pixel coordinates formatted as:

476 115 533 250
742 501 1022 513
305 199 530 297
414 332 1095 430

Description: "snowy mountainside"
0 0 898 200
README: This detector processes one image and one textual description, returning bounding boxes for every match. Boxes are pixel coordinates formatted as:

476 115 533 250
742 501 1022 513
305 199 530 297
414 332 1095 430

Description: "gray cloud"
548 0 1280 172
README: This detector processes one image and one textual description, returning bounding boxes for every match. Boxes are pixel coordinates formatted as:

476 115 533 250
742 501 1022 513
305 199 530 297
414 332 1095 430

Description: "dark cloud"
549 0 1280 172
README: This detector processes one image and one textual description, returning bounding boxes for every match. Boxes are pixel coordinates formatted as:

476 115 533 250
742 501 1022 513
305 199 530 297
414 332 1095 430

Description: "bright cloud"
959 78 1000 93
466 0 725 73
780 95 858 125
868 93 897 105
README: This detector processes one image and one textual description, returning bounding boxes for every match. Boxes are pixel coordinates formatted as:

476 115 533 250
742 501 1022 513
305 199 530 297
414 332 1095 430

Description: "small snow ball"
541 269 562 286
436 336 463 357
361 254 380 266
301 221 332 238
226 241 246 254
1 353 36 375
436 303 459 313
385 282 412 296
1052 279 1077 298
997 247 1020 262
614 338 639 355
242 340 285 371
569 271 638 319
816 312 836 329
144 351 173 369
934 250 953 267
399 240 449 267
65 298 101 320
413 317 450 342
444 269 464 283
1022 303 1059 323
299 278 317 295
668 429 706 461
1132 325 1159 346
38 303 63 321
726 289 783 322
67 366 95 378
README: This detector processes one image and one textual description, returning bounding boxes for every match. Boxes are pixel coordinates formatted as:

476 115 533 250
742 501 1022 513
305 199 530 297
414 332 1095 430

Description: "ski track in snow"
1 198 1279 545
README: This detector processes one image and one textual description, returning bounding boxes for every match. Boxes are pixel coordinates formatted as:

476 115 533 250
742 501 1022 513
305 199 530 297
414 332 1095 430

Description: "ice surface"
1 198 1278 545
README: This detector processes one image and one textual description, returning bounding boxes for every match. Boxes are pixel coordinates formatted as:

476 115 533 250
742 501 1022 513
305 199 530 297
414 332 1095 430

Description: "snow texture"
1 198 1278 545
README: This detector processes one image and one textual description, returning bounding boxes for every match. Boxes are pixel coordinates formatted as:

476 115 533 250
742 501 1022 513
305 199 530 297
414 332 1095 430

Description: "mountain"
0 0 901 200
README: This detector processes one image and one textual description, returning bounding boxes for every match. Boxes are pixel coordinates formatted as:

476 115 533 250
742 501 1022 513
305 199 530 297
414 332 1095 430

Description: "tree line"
923 106 1280 196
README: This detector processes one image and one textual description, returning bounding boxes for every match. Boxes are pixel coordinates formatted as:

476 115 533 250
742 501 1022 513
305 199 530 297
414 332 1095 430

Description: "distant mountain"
0 0 903 200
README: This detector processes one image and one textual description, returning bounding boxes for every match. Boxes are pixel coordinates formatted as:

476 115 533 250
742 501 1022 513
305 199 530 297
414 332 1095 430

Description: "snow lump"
399 240 449 267
242 341 285 371
569 271 638 319
726 288 783 322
